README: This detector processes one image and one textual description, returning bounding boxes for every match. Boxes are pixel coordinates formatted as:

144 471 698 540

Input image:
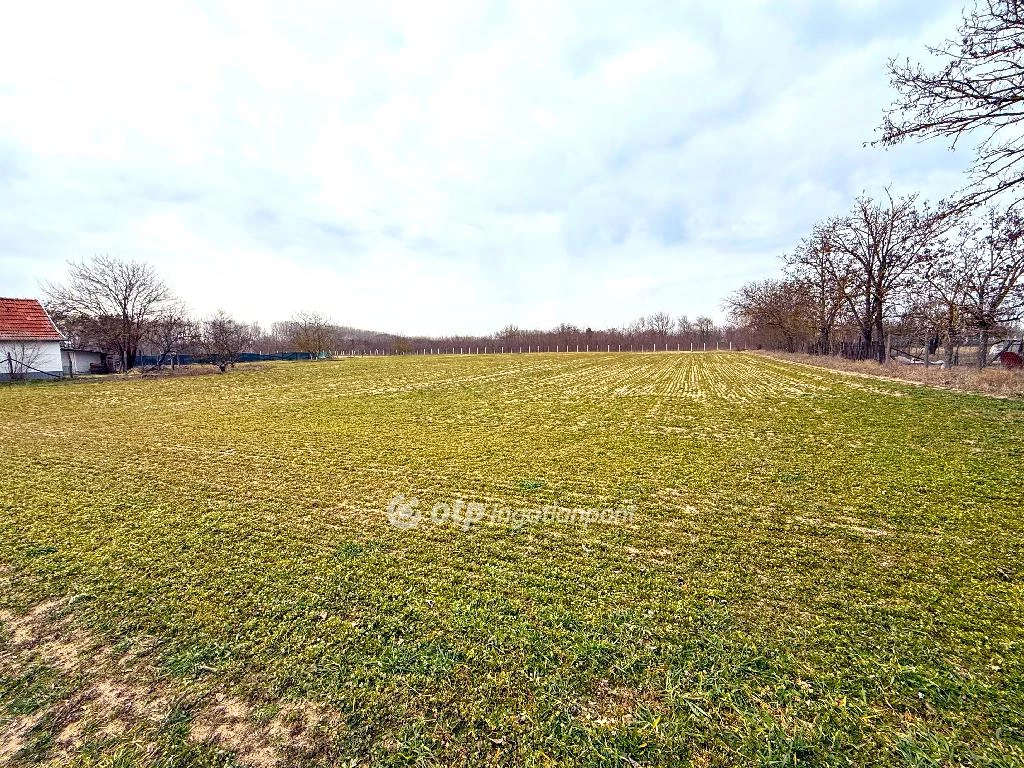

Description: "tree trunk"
817 328 830 355
978 328 990 370
874 314 887 364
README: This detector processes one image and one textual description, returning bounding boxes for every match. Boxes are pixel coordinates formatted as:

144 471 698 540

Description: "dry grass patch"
764 350 1024 397
575 679 665 728
0 598 337 766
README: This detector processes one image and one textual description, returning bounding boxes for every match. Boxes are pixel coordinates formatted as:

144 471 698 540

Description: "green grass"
1 353 1022 766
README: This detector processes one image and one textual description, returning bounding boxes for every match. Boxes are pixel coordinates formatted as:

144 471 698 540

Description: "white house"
0 297 65 380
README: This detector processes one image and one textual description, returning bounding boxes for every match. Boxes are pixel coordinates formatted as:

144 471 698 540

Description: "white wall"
0 340 63 379
62 349 104 375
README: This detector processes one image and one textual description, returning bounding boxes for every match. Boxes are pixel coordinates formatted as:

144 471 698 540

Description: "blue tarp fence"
136 352 318 367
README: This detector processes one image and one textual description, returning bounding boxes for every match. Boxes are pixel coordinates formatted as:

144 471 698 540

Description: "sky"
0 0 973 336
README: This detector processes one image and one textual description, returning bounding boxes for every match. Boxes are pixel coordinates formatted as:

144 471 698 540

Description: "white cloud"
0 0 971 335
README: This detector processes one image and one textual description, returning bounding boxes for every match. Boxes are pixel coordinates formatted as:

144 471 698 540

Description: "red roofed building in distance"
0 297 65 380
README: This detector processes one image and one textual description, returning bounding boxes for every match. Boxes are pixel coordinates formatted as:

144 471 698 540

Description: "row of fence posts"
800 334 1008 367
344 342 734 356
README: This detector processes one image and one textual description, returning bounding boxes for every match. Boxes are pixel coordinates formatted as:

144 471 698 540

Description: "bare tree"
909 273 970 367
496 325 522 347
675 315 693 338
145 304 194 371
288 312 333 360
819 192 941 361
726 279 815 353
908 215 976 365
552 323 580 348
956 207 1024 365
626 316 649 346
695 316 715 344
648 312 673 344
877 1 1024 209
1 341 43 381
262 322 294 354
785 229 850 352
198 311 257 372
44 256 173 371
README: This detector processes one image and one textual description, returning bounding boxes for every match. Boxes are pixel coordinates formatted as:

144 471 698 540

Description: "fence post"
6 352 13 380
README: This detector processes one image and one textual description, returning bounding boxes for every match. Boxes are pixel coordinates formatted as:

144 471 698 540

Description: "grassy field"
1 353 1022 767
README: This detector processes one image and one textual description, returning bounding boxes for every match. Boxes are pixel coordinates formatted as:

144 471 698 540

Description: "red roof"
0 298 65 341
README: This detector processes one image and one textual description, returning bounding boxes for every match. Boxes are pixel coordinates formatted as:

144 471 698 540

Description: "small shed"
62 347 109 376
0 298 65 380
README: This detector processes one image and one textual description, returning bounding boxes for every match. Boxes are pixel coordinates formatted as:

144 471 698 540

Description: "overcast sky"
0 0 971 335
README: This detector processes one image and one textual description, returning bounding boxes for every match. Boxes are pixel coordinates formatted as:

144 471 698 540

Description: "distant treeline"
43 257 744 373
260 313 736 356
